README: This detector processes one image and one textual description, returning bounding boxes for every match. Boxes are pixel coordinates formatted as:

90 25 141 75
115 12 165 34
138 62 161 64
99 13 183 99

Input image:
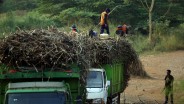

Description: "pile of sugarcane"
0 28 147 91
0 29 83 69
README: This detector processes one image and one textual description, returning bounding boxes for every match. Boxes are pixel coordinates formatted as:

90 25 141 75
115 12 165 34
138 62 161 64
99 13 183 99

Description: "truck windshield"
86 71 103 88
6 92 67 104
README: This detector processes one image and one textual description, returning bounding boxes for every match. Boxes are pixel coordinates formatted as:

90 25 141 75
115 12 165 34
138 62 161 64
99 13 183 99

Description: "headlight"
92 99 103 103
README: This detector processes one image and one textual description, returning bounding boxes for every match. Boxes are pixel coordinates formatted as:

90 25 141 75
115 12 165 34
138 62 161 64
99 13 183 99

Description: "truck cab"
5 82 70 104
0 64 85 104
86 68 110 104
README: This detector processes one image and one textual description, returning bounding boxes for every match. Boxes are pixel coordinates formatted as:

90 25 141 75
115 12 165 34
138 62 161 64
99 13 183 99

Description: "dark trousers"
164 87 173 104
100 24 109 35
165 94 173 104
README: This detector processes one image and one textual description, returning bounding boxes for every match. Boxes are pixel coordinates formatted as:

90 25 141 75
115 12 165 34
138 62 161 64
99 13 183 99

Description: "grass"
0 11 58 37
126 23 184 54
154 34 184 51
174 79 184 103
152 22 184 52
127 35 151 54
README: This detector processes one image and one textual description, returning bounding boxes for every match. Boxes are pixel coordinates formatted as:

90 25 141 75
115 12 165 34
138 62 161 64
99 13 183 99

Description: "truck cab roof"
88 68 105 72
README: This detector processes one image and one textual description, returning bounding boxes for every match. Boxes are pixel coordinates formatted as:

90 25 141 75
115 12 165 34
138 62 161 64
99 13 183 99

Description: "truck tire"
107 97 112 104
117 93 120 104
107 93 120 104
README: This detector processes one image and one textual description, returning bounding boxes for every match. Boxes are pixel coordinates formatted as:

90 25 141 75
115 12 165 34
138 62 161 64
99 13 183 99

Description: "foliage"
17 11 56 29
127 35 151 53
153 20 170 37
153 22 184 51
59 8 98 25
0 0 38 12
127 22 184 53
0 11 57 35
0 12 16 33
174 80 184 103
155 0 184 27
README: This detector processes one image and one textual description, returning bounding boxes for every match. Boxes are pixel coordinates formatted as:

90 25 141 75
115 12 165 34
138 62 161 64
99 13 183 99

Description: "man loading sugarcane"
116 23 128 37
164 69 174 104
99 8 110 35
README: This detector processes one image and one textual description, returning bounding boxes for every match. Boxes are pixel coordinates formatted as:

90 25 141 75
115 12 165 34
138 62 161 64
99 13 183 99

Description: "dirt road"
121 51 184 104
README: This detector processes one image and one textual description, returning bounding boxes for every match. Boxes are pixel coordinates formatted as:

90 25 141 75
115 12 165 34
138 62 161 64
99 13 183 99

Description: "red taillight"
9 69 17 73
64 69 72 73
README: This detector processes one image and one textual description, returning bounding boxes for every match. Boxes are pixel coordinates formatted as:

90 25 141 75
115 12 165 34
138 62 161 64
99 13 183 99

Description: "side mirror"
106 80 110 87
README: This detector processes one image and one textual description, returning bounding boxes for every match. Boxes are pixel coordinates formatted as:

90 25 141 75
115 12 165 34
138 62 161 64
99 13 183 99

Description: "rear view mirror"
107 80 110 87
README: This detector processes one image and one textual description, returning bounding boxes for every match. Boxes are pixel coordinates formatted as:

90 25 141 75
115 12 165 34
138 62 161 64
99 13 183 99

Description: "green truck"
0 63 126 104
0 64 86 104
86 63 126 104
0 28 137 104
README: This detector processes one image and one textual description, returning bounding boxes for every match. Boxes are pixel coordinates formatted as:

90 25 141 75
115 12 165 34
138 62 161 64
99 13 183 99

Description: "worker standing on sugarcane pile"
70 24 78 37
99 8 110 35
71 24 78 33
122 24 128 35
116 23 128 37
164 69 174 104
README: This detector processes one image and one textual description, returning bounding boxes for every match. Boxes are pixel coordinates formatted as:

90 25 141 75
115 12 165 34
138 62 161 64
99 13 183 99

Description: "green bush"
153 20 170 37
126 22 184 53
154 23 184 51
174 24 184 49
17 11 56 29
0 0 38 12
0 12 16 32
0 11 59 36
174 80 184 103
127 35 151 53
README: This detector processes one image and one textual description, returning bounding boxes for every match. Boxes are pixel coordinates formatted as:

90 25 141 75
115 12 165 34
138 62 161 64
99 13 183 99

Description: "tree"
138 0 155 43
0 0 38 12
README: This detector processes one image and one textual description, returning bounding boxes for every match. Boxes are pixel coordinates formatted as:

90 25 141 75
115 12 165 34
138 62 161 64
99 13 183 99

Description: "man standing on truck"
100 8 110 35
122 23 128 35
70 24 78 37
164 69 174 104
71 24 78 33
115 23 128 37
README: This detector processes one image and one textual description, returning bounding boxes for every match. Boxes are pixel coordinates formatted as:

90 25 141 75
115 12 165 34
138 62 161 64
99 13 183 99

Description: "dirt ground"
121 51 184 104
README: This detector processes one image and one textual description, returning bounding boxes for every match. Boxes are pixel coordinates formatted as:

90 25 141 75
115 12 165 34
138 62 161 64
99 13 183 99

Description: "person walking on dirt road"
99 8 110 35
164 69 174 104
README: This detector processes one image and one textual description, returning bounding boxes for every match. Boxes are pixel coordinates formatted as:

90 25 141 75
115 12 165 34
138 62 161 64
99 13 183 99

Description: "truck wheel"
117 93 120 104
107 97 112 104
107 93 120 104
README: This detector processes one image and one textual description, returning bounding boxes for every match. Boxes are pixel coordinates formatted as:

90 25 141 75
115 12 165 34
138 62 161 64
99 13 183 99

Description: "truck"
0 64 86 104
0 63 127 104
86 63 126 104
0 29 133 104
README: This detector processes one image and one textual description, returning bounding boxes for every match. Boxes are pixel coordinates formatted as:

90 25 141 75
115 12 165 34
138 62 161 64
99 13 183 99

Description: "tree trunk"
148 0 155 43
148 12 152 42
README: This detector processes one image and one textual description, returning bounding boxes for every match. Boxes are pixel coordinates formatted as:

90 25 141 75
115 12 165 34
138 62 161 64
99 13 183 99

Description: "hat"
106 8 110 13
117 25 122 28
71 24 76 29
